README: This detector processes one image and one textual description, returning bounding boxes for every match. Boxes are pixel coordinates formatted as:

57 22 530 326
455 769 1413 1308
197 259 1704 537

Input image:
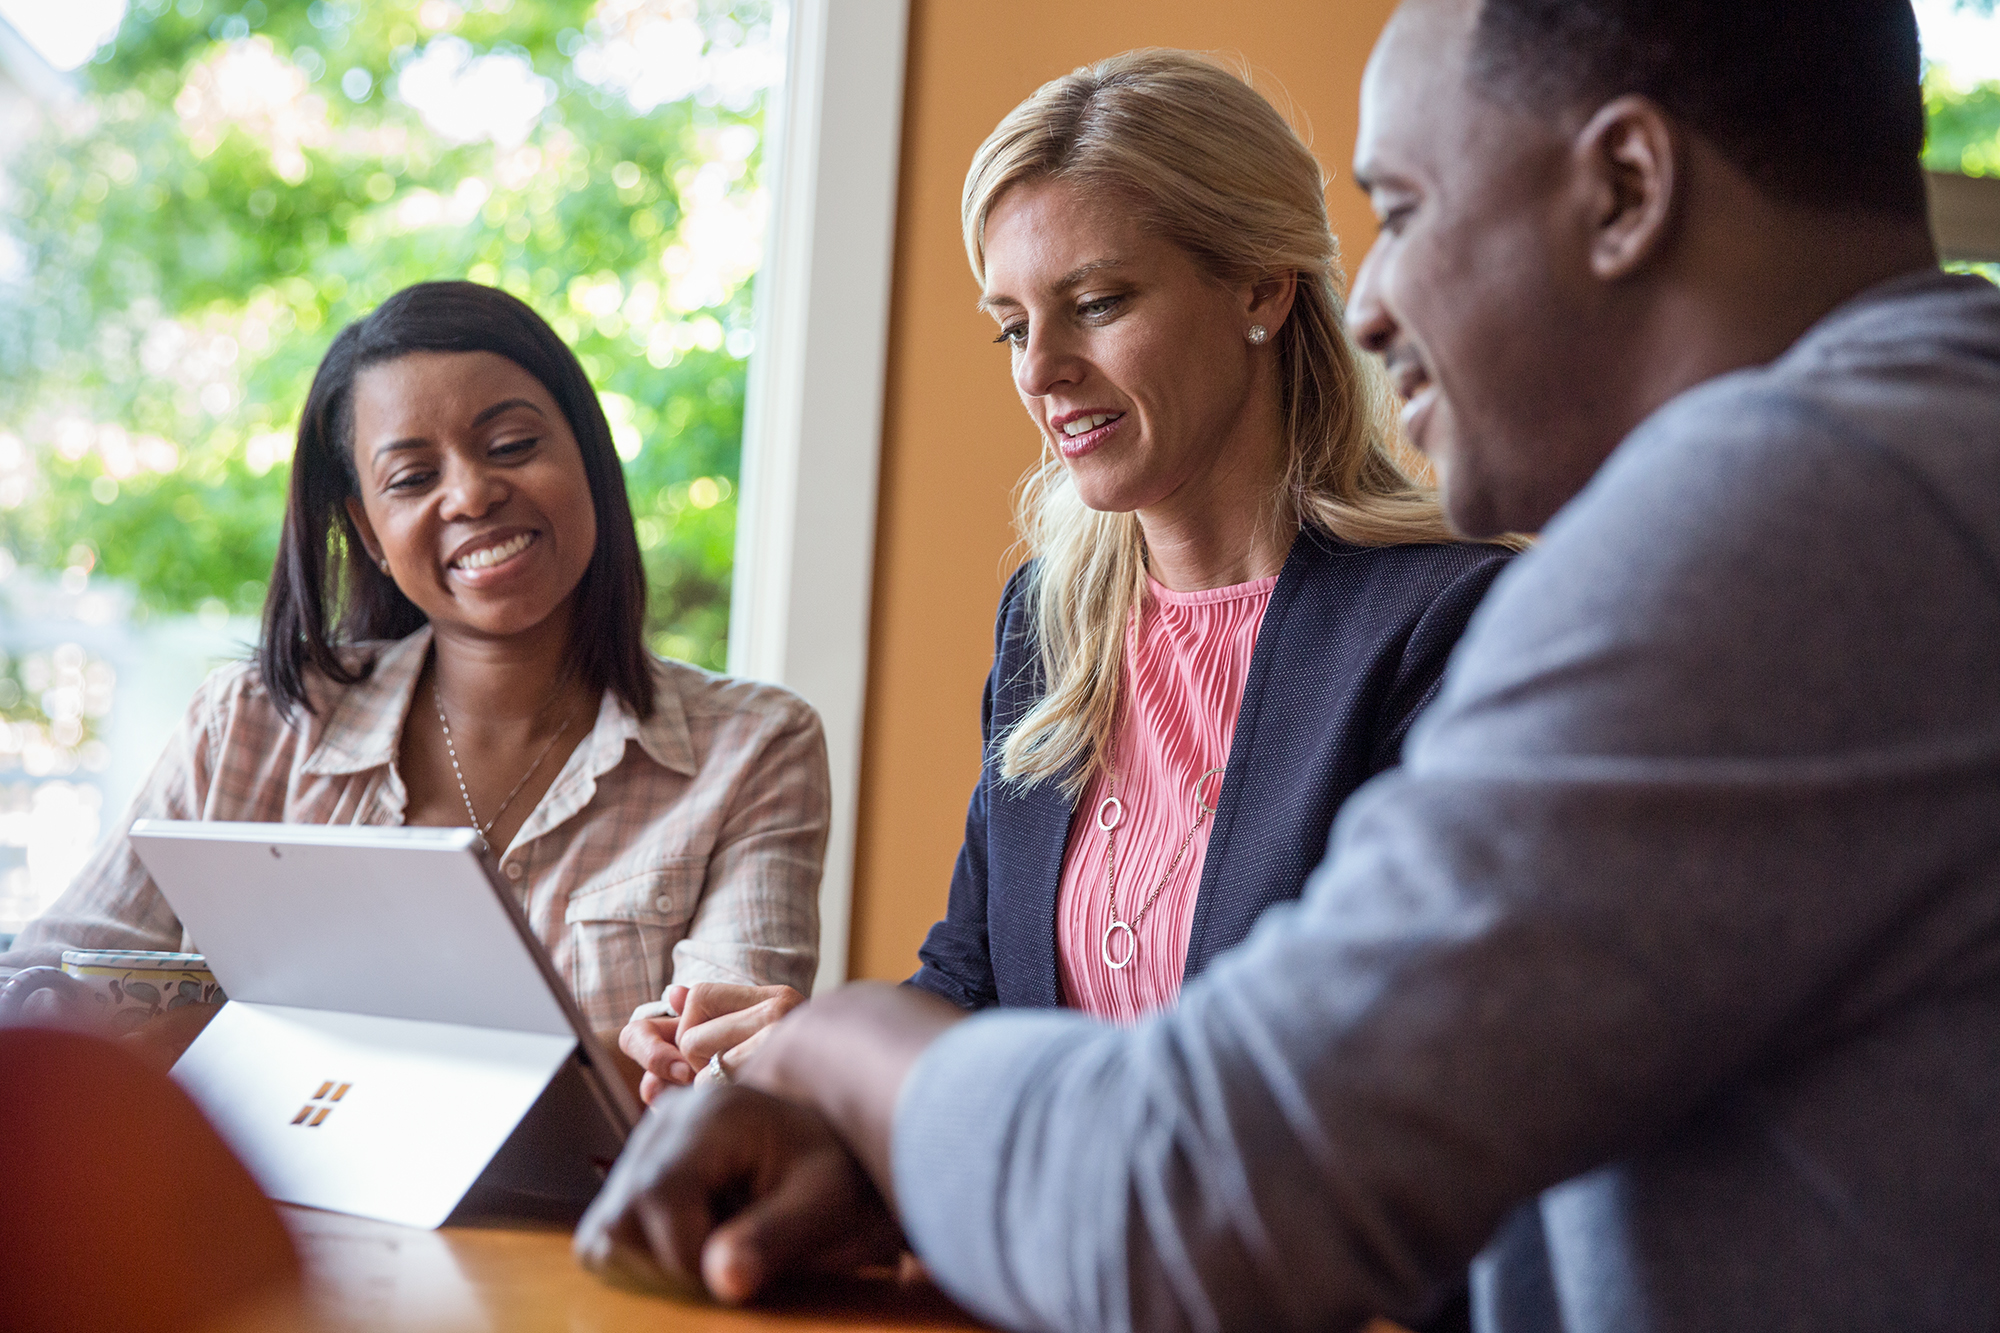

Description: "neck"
1140 499 1294 591
1137 403 1295 593
1614 180 1939 443
429 613 589 726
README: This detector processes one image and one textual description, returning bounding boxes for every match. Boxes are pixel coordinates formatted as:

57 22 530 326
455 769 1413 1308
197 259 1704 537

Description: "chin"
1434 458 1511 541
1063 470 1146 517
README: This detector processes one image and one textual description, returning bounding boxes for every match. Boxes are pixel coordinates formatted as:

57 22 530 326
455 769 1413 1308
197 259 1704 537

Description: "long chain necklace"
432 665 585 856
1095 734 1227 971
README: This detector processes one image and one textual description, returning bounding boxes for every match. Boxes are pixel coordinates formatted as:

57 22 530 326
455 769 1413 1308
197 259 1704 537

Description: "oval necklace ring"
1097 737 1226 971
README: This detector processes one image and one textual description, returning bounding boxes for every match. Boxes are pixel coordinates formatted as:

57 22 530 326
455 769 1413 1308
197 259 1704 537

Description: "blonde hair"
966 49 1459 794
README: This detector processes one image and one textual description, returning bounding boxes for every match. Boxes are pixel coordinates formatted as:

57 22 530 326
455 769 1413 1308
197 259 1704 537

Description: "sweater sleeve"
890 384 2000 1331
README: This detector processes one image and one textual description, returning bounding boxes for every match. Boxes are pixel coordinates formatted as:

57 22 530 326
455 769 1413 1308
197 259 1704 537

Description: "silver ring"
1191 767 1226 815
1096 795 1124 832
1102 920 1136 970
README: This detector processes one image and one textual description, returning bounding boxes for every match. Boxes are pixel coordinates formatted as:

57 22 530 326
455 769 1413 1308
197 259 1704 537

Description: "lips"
1048 408 1125 459
1380 347 1441 455
1382 346 1430 404
448 529 537 572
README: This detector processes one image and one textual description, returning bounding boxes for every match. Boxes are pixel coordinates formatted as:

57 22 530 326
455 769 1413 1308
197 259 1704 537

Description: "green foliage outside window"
1926 69 2000 178
0 0 771 669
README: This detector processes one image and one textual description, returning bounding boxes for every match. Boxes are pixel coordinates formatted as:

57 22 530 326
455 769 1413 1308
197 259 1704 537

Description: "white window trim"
728 0 909 995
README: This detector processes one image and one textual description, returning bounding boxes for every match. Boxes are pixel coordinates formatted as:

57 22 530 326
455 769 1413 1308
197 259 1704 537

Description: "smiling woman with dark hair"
0 281 829 1059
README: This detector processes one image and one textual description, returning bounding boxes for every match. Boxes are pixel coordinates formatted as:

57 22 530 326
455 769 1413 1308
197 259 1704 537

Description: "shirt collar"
584 658 697 780
300 626 697 780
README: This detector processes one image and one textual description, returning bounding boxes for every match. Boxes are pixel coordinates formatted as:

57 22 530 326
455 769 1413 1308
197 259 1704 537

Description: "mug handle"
0 967 95 1027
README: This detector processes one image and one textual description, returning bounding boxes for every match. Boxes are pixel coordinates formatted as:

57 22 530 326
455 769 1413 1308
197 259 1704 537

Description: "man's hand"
582 982 969 1304
573 1081 903 1304
618 981 807 1104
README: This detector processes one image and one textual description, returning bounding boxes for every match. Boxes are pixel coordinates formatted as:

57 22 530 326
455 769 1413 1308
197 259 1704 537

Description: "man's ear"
1575 95 1678 281
344 496 384 568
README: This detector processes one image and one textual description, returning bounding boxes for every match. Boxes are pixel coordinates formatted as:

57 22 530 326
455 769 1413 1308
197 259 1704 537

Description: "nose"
1346 239 1397 357
1013 324 1085 401
437 454 509 522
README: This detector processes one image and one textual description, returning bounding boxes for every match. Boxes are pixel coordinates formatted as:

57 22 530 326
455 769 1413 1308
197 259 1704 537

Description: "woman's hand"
0 967 97 1030
619 981 807 1105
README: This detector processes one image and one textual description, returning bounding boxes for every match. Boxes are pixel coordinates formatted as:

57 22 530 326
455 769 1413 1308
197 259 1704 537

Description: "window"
0 0 782 938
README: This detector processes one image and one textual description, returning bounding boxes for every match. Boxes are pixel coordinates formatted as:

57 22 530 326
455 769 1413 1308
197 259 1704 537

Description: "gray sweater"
890 270 2000 1333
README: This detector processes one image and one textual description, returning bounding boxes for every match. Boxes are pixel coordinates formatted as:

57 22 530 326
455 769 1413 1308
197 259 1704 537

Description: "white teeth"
1061 413 1117 437
454 532 533 570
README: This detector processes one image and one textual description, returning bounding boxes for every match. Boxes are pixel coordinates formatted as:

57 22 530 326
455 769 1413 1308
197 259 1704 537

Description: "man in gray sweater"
577 1 2000 1329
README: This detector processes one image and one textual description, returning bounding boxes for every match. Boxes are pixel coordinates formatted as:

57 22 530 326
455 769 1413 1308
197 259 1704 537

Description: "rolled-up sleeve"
670 701 829 996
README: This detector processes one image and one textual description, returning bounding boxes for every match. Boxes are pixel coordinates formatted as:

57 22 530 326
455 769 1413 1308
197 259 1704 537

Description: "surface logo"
290 1080 352 1127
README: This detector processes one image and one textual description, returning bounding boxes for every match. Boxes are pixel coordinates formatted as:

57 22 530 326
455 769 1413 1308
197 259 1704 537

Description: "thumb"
699 1154 863 1304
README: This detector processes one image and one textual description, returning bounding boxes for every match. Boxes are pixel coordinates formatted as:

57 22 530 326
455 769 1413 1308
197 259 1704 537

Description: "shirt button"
504 861 525 881
654 895 672 911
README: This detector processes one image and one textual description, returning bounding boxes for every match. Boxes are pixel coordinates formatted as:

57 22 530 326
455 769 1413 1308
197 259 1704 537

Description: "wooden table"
263 1208 1414 1333
274 1207 985 1332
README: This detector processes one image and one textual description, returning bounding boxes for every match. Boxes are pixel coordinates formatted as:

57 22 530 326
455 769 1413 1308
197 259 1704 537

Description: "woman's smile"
1050 409 1127 459
446 528 542 584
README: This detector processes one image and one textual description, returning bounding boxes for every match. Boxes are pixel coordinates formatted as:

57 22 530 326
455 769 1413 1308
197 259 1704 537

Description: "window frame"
728 0 910 993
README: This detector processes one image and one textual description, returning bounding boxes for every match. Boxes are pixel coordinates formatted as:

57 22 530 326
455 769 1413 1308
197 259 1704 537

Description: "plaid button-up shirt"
1 628 829 1036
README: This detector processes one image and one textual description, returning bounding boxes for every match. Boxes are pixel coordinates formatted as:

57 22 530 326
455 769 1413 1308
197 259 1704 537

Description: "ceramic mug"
56 950 226 1030
0 950 224 1029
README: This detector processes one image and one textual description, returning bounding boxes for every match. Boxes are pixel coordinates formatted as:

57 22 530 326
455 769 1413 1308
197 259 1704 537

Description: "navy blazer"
910 526 1511 1010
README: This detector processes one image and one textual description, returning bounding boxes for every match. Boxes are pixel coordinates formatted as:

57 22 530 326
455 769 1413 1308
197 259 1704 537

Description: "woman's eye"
384 470 434 492
993 323 1027 347
1379 203 1416 236
491 436 539 458
1078 296 1122 319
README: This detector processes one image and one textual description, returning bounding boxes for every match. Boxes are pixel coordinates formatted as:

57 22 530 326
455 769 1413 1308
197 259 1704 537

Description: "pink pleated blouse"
1055 572 1277 1022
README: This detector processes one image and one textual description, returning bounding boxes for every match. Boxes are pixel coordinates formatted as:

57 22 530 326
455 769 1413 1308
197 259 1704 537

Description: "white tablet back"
127 820 638 1228
128 820 571 1036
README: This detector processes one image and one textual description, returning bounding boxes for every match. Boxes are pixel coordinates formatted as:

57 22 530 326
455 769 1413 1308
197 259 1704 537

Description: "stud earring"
376 557 390 575
1246 324 1270 346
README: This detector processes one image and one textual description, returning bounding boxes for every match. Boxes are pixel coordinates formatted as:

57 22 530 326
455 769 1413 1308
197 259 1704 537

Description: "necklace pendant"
1102 919 1137 971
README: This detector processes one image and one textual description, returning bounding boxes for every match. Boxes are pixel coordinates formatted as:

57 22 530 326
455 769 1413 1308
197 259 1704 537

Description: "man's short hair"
1469 0 1927 219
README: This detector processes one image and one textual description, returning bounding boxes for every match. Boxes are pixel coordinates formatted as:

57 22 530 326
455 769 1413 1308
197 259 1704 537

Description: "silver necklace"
1095 735 1226 971
432 671 584 856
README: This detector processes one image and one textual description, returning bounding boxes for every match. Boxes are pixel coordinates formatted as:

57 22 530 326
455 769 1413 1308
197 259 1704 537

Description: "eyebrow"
976 257 1129 313
370 398 548 460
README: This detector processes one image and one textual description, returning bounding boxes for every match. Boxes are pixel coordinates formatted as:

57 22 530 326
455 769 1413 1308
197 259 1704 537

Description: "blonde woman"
621 50 1509 1094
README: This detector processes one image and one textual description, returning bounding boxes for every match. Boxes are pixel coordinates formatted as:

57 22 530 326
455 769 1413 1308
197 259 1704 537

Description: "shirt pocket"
563 858 707 1009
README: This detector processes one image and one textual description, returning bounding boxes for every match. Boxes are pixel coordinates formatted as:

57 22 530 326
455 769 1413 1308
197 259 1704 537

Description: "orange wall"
847 0 1401 980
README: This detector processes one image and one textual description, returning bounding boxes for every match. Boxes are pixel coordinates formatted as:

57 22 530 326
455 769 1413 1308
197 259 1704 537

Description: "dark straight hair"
258 280 656 719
